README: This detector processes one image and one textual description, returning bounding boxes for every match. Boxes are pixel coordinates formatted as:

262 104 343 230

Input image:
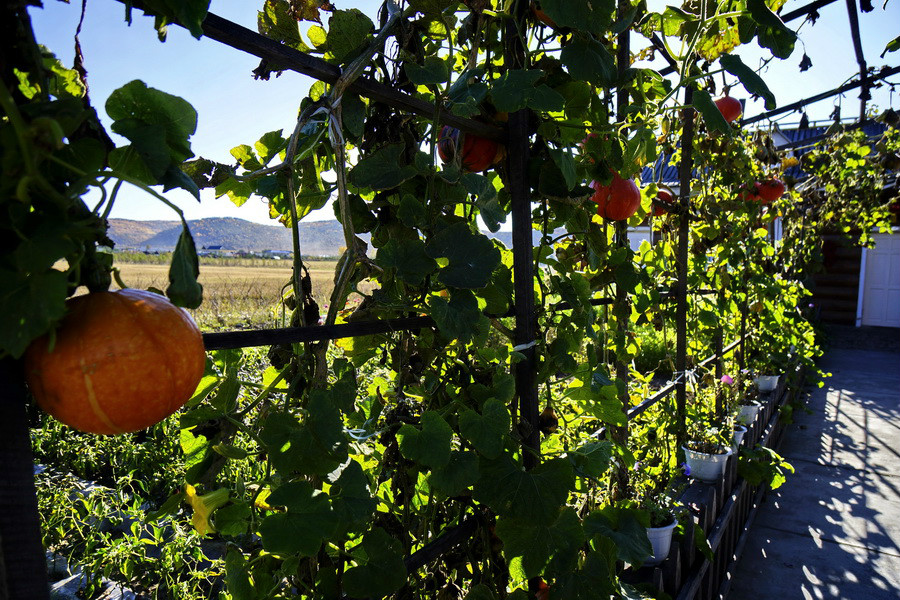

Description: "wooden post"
0 360 50 600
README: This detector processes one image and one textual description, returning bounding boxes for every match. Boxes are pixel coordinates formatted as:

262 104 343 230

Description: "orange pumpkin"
24 289 206 434
437 125 500 172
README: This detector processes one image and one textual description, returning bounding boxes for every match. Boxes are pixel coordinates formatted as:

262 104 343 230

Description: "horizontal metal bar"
202 315 433 350
742 65 900 125
200 13 506 142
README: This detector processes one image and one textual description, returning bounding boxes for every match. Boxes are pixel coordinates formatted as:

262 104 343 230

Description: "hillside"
108 217 525 257
108 217 349 256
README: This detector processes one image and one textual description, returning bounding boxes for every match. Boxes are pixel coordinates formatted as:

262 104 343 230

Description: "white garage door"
861 233 900 328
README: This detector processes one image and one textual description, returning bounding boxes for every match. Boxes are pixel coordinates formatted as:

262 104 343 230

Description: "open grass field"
114 259 352 330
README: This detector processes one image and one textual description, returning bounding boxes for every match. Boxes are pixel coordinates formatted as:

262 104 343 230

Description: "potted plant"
734 375 763 425
684 395 734 483
627 463 686 567
718 375 749 451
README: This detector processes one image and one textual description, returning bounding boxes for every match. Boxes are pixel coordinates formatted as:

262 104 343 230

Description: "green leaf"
747 0 797 59
584 506 652 566
328 460 377 527
490 70 542 113
720 54 776 110
224 547 255 600
0 269 67 358
398 193 428 228
106 80 197 182
259 481 339 556
549 148 577 190
459 399 511 459
487 69 564 114
693 89 732 136
342 93 366 138
429 450 479 496
343 528 407 598
257 0 307 51
215 502 251 537
462 173 506 232
473 455 574 523
465 584 499 600
166 223 203 309
134 0 210 39
550 548 617 599
349 144 418 191
568 442 613 478
882 35 900 57
539 0 614 35
376 238 437 285
405 56 450 85
560 35 616 86
397 411 453 469
260 399 348 476
425 222 501 289
326 9 373 64
496 508 584 578
427 289 489 344
693 524 714 562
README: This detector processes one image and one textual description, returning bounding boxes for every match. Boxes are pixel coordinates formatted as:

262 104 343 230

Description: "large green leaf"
584 506 652 566
429 450 479 496
473 455 574 523
549 546 618 599
568 442 613 479
328 460 376 527
459 399 510 459
260 394 349 476
397 410 453 469
560 35 616 87
0 268 68 358
349 144 417 191
539 0 614 35
496 508 584 578
259 481 339 556
343 528 407 598
405 56 450 85
224 547 255 600
425 222 501 289
747 0 797 59
720 54 776 110
106 80 197 186
326 9 373 64
376 238 437 285
427 289 488 344
489 70 564 113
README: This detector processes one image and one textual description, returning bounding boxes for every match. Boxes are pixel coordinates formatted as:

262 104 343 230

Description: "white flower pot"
737 401 762 425
755 375 779 392
645 519 678 566
732 425 747 453
683 445 732 483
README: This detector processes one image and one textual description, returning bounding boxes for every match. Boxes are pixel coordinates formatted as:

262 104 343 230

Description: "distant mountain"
108 217 348 256
108 217 525 257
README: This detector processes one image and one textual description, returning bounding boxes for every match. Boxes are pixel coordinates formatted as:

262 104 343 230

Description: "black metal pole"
676 87 695 455
504 8 539 470
610 0 632 501
0 359 50 600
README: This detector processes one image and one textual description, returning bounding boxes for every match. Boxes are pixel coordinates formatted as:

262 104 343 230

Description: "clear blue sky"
28 0 900 226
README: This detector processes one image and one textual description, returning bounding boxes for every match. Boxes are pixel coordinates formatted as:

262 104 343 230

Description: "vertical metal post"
715 288 725 416
609 0 631 500
676 87 695 454
0 360 50 600
509 110 539 470
504 9 539 470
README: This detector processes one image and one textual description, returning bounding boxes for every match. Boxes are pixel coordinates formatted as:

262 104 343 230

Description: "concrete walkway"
729 339 900 599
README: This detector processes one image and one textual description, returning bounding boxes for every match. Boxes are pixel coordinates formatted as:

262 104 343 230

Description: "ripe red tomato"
714 96 742 123
25 289 206 434
653 187 675 216
590 173 641 221
757 178 785 203
437 125 500 172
